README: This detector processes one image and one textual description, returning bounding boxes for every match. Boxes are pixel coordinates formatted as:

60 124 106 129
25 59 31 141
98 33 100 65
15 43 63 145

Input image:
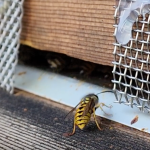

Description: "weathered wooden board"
21 0 115 66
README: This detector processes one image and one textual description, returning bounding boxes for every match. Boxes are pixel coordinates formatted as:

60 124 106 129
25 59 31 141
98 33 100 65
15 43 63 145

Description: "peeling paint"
141 128 148 132
58 99 62 102
76 80 84 90
89 86 93 89
50 75 57 80
38 73 45 80
18 72 26 76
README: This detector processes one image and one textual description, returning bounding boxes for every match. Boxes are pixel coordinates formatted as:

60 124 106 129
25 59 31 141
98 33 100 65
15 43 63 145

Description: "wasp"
63 90 113 136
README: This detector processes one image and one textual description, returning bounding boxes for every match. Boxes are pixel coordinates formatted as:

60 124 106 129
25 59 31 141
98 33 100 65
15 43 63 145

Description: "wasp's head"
91 94 99 105
84 94 99 105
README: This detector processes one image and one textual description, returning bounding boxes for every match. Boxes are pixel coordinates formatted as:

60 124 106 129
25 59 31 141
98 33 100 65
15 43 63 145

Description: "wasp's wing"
82 98 95 116
64 101 81 121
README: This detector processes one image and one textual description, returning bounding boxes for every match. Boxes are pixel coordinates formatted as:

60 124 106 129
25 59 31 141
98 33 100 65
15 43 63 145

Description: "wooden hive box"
21 0 115 66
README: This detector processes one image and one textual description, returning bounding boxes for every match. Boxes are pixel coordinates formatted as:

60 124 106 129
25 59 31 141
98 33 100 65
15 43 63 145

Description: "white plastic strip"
14 64 150 133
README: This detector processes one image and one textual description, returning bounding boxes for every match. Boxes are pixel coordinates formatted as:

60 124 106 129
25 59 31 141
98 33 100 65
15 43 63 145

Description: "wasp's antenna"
96 90 114 95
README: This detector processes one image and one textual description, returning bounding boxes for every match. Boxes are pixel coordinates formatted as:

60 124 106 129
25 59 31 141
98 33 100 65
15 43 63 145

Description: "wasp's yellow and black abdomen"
74 98 92 130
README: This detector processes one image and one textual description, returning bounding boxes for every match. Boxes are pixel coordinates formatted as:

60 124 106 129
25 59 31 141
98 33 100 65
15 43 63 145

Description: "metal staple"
112 0 150 112
0 0 24 93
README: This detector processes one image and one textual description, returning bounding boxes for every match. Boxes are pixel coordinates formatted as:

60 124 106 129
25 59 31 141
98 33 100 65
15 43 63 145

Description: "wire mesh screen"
0 0 24 94
112 0 150 112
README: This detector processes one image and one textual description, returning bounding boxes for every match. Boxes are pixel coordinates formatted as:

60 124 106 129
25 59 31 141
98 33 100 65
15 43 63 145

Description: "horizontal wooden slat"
21 0 116 66
21 27 113 44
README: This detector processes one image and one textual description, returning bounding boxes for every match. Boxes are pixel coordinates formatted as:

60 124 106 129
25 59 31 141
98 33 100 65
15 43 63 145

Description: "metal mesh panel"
112 0 150 112
0 0 24 93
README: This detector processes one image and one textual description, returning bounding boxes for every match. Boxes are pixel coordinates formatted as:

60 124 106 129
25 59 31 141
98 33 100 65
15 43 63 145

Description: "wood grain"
21 0 115 66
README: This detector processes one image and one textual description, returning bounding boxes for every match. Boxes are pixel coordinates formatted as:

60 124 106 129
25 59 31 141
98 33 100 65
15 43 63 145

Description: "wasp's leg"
63 122 76 137
93 108 102 130
95 103 112 116
68 123 76 136
100 103 112 109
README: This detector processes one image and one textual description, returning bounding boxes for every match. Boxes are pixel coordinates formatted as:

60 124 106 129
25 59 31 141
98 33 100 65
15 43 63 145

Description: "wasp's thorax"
84 94 99 106
90 94 99 105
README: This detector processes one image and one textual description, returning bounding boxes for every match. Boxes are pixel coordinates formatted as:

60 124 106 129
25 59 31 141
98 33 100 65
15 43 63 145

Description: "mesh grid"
0 0 23 93
113 0 150 112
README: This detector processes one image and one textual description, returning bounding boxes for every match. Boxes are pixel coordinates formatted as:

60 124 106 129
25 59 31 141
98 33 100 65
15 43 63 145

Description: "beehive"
21 0 115 66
